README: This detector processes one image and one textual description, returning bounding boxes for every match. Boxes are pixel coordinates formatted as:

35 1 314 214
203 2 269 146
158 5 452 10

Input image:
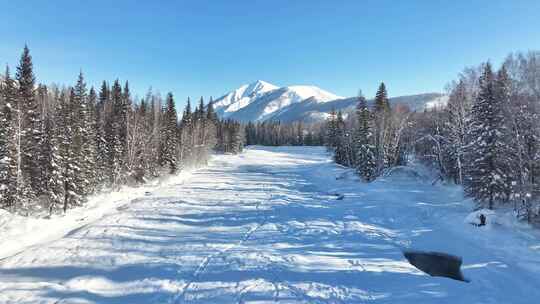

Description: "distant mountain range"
212 81 447 123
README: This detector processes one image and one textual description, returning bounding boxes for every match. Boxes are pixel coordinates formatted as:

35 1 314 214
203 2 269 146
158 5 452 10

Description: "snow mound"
465 209 496 227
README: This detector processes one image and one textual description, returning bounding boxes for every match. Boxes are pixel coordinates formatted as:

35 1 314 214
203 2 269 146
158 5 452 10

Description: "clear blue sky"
1 0 539 107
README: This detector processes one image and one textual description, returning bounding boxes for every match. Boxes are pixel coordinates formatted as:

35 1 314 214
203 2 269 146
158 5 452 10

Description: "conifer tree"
334 111 348 165
0 66 19 209
133 98 149 182
147 94 161 177
107 80 124 186
160 93 179 173
354 94 377 181
204 99 218 152
73 72 95 196
64 88 84 208
54 90 75 212
373 82 391 174
122 81 132 171
495 66 522 202
179 98 193 162
464 63 512 209
17 45 43 195
325 108 338 150
206 97 218 122
95 82 110 187
42 105 63 214
84 86 98 192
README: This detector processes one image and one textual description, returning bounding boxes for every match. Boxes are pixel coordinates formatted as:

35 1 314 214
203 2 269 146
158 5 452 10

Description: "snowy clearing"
1 146 539 303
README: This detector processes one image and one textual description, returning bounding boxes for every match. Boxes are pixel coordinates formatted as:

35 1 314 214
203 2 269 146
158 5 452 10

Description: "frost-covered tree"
85 87 98 191
354 94 377 181
179 98 193 162
373 82 391 173
464 63 512 209
72 72 96 196
106 80 124 186
95 81 110 188
42 103 63 214
444 79 470 184
325 108 338 150
0 66 19 209
17 45 43 196
63 88 85 208
333 111 350 166
160 92 178 173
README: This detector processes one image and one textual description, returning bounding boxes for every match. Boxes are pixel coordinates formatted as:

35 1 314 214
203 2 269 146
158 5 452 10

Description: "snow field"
1 146 539 303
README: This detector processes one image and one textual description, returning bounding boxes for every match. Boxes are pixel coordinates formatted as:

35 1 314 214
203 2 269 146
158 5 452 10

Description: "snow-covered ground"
1 146 539 303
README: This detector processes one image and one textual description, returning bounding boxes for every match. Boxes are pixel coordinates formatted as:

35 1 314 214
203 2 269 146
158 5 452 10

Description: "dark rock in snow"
403 250 469 282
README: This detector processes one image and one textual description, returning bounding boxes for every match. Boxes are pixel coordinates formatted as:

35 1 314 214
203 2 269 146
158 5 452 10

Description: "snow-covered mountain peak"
245 80 278 96
212 81 346 121
212 80 278 115
285 85 343 103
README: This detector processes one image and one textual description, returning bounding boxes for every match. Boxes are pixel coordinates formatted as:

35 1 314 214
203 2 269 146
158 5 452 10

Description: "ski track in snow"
1 146 540 303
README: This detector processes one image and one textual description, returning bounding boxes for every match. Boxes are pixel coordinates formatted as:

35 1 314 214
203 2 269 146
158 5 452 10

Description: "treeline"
0 46 243 216
245 121 324 146
326 51 540 223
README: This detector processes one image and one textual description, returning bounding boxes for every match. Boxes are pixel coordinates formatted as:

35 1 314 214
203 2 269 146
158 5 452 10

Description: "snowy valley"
2 146 539 303
2 2 540 303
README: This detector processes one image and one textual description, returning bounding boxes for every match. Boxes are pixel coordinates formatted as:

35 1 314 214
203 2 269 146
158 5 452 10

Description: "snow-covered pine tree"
42 103 63 214
17 45 43 196
107 80 124 186
85 87 98 191
373 82 391 174
194 97 207 163
147 93 162 177
160 92 179 173
179 98 193 162
354 94 377 181
64 88 84 208
333 110 349 166
464 63 512 209
206 97 218 122
54 90 74 212
230 120 244 154
122 81 132 174
132 98 149 182
0 66 19 210
204 99 218 155
95 81 110 188
495 66 520 199
73 72 95 197
325 107 338 151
